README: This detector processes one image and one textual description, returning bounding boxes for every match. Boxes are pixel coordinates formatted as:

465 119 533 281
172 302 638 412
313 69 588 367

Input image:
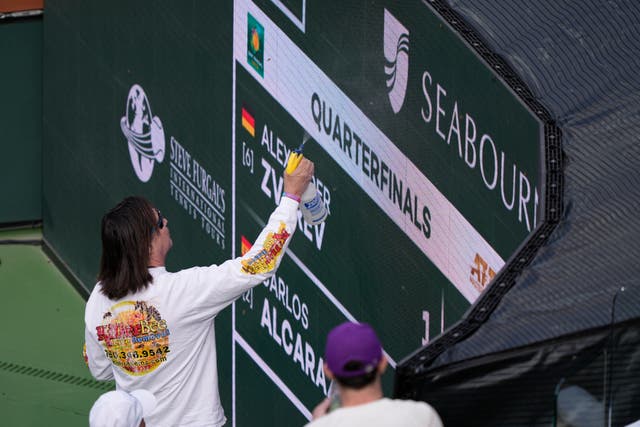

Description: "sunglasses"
154 208 164 230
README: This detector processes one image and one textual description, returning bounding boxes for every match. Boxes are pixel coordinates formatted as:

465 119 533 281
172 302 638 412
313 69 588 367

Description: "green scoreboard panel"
230 0 541 422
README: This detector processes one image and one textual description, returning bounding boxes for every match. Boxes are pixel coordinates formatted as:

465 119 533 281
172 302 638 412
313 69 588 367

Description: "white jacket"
85 197 299 426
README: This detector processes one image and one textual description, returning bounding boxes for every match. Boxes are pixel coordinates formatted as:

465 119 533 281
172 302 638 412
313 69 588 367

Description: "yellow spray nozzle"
286 152 304 174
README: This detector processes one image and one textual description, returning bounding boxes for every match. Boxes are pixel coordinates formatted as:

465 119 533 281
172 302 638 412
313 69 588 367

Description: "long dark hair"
98 196 156 299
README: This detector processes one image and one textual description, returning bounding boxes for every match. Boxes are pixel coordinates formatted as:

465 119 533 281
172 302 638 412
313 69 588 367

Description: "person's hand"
311 397 331 420
283 157 314 198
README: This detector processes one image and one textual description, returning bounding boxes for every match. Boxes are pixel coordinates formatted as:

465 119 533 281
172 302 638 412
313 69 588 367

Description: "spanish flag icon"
241 105 255 137
241 235 252 256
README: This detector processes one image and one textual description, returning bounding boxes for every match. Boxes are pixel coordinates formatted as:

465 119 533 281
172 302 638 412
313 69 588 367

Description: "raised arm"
170 158 314 320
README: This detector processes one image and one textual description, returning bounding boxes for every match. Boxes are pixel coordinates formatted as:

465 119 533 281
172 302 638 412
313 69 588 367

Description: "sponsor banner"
233 0 503 302
120 84 228 250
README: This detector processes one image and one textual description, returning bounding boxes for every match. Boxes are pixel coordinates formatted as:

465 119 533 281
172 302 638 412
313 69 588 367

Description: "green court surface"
0 227 113 426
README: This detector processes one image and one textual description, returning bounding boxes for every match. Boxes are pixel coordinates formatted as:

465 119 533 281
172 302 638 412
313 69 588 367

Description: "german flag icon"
241 105 255 137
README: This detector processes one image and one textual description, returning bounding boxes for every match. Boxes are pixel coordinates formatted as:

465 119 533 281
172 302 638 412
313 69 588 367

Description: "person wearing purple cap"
306 322 443 426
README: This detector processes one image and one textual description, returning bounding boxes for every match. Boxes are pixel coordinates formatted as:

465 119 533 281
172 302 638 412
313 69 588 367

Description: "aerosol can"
286 141 328 225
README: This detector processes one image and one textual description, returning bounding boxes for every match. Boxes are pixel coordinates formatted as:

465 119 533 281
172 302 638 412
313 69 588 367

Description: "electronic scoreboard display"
230 0 541 423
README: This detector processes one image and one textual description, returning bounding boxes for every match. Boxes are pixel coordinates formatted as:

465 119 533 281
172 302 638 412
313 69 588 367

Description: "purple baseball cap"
325 322 383 378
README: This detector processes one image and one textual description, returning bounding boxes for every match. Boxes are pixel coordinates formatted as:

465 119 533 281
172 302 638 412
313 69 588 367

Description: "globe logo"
120 84 165 182
383 9 410 114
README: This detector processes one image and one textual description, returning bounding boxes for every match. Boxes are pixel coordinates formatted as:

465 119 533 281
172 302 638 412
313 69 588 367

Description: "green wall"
0 18 42 224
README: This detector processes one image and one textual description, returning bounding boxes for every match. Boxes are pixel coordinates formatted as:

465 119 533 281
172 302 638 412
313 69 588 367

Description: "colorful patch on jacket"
95 300 171 376
83 343 88 366
241 222 290 274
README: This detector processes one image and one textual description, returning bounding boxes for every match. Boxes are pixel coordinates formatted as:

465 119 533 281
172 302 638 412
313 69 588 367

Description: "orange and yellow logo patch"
241 222 290 274
470 253 496 292
96 300 170 376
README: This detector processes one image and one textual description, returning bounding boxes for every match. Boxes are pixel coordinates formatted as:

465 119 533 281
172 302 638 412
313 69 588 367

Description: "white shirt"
305 398 444 427
85 197 299 427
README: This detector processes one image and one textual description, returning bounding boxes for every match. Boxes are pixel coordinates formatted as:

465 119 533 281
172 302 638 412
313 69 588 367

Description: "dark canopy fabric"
402 0 640 374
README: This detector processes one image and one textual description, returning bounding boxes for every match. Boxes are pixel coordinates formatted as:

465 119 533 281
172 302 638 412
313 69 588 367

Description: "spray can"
286 150 328 225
